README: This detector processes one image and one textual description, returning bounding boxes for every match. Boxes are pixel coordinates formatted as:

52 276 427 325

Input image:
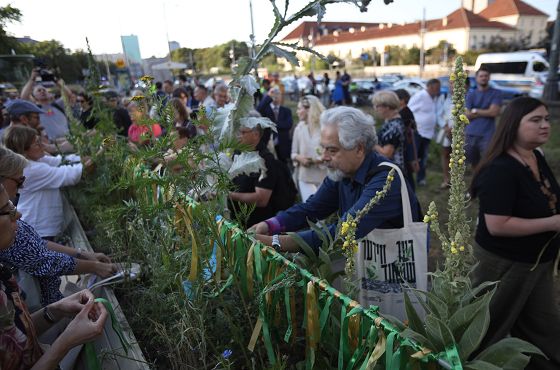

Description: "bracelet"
43 306 56 323
76 248 83 259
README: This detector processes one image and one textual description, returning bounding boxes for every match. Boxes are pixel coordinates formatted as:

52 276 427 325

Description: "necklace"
512 148 557 215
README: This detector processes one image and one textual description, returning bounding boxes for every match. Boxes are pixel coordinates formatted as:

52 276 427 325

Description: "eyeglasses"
0 200 18 221
3 176 25 189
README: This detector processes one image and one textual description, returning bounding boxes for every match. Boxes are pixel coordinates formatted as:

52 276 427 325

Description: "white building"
281 0 548 62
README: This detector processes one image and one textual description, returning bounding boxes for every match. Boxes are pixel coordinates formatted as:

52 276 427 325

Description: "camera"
33 58 57 83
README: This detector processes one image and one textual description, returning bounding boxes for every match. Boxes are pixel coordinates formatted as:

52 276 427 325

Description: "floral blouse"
377 117 405 171
0 221 76 307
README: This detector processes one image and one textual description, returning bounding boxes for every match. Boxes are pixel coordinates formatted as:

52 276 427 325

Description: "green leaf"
308 220 330 250
399 328 436 352
404 290 427 337
228 152 265 179
273 41 328 62
268 44 300 67
464 360 502 370
456 300 491 360
461 280 498 306
424 314 455 351
288 232 318 263
410 288 449 320
448 289 494 341
475 337 545 369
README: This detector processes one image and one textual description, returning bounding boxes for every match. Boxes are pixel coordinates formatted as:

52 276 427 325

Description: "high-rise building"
169 41 181 52
121 35 142 64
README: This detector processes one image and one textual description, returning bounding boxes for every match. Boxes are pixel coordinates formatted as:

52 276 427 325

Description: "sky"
3 0 556 58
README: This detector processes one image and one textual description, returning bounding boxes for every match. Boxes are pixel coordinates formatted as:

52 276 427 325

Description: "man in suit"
257 87 293 164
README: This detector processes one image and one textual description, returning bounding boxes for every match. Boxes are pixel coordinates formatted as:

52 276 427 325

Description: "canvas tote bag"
356 162 428 321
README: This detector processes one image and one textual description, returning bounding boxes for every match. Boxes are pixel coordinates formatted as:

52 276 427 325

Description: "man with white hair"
251 106 421 252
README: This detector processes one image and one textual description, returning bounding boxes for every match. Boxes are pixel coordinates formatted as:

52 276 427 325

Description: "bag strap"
378 162 413 227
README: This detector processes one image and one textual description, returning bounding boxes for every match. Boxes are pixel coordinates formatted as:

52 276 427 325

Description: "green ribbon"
338 304 350 370
252 240 276 364
84 297 131 370
283 287 292 343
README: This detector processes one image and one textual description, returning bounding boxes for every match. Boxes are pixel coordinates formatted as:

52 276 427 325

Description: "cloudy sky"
3 0 555 58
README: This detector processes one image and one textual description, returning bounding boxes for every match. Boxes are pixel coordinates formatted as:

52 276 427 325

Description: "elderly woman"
372 90 406 172
291 95 327 202
0 183 108 369
3 125 89 239
0 146 116 309
471 97 560 369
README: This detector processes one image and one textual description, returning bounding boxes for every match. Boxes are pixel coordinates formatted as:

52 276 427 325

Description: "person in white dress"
291 95 327 202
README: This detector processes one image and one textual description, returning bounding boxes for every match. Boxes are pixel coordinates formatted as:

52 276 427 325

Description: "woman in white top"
3 125 90 239
291 95 327 202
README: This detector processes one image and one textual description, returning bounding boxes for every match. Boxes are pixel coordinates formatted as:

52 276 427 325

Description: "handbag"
355 162 428 321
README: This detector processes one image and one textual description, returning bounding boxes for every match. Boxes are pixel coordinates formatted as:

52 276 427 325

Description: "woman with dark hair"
470 97 560 369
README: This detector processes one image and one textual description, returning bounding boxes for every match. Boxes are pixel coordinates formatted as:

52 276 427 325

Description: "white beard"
326 168 345 181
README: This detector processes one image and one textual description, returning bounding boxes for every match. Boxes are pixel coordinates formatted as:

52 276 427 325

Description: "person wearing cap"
4 99 73 154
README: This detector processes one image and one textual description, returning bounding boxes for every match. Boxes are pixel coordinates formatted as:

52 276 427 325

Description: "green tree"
426 40 457 65
0 5 22 54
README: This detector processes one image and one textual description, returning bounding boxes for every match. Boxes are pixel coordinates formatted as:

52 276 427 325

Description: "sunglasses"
0 200 18 221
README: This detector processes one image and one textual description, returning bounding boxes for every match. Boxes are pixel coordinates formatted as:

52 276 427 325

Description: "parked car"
528 73 560 99
378 74 404 84
467 77 527 102
349 79 391 106
390 78 426 96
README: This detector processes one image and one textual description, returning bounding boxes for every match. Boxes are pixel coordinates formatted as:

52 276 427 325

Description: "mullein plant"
400 57 544 369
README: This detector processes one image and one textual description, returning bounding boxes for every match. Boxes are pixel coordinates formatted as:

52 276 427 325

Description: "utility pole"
419 7 426 78
543 1 560 101
249 0 258 78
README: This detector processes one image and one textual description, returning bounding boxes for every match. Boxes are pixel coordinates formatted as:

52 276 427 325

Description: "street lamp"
543 1 560 101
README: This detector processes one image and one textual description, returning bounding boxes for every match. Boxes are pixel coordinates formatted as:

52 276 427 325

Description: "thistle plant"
424 56 475 279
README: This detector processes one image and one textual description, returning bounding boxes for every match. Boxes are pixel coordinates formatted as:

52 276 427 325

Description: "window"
472 35 478 49
480 62 528 74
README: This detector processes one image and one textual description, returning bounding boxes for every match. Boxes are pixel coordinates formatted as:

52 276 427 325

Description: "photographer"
20 68 72 142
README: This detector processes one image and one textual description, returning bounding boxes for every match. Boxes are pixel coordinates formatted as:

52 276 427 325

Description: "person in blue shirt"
250 106 421 253
465 67 502 167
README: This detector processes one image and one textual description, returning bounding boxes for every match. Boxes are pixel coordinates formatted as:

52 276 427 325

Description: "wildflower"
387 175 394 182
222 349 233 359
450 73 456 81
423 215 431 223
341 222 350 235
131 95 145 102
343 240 350 249
459 246 465 252
451 247 458 254
140 75 154 83
459 114 468 123
458 158 464 165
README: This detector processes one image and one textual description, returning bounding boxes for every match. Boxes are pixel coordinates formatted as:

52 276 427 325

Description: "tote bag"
355 162 428 321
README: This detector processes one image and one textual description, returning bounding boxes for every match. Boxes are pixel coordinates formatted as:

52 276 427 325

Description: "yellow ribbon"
246 243 255 297
306 281 320 350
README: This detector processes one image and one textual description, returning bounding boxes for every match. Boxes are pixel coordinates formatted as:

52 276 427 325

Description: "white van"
474 51 549 91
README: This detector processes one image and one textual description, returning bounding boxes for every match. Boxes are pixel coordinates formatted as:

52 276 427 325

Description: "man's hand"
248 221 269 235
30 68 40 82
49 289 95 319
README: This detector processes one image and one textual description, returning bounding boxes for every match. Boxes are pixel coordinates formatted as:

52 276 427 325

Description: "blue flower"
222 349 233 359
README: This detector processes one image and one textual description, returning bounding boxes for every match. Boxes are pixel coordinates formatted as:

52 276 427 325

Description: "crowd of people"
0 63 558 369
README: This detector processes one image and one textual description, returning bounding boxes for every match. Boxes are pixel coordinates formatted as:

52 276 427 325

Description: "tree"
0 5 22 54
426 40 456 65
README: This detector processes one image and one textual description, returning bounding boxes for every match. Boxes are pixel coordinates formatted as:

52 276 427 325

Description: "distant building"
121 35 142 64
282 0 548 63
168 41 181 52
16 36 38 46
94 53 125 64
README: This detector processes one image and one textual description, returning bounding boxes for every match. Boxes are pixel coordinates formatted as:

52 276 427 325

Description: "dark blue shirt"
266 152 420 251
465 87 502 137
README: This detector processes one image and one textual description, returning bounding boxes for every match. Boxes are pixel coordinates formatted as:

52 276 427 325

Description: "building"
281 0 548 63
94 53 125 64
168 41 181 52
121 35 142 64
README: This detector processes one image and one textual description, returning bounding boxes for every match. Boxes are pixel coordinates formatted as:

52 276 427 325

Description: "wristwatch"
272 235 282 253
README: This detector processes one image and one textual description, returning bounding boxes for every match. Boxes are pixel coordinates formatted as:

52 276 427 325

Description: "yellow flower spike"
451 241 456 247
451 247 458 254
450 73 456 81
131 95 145 101
459 246 465 252
351 222 357 228
459 114 468 123
343 241 349 249
423 215 431 223
458 159 464 165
